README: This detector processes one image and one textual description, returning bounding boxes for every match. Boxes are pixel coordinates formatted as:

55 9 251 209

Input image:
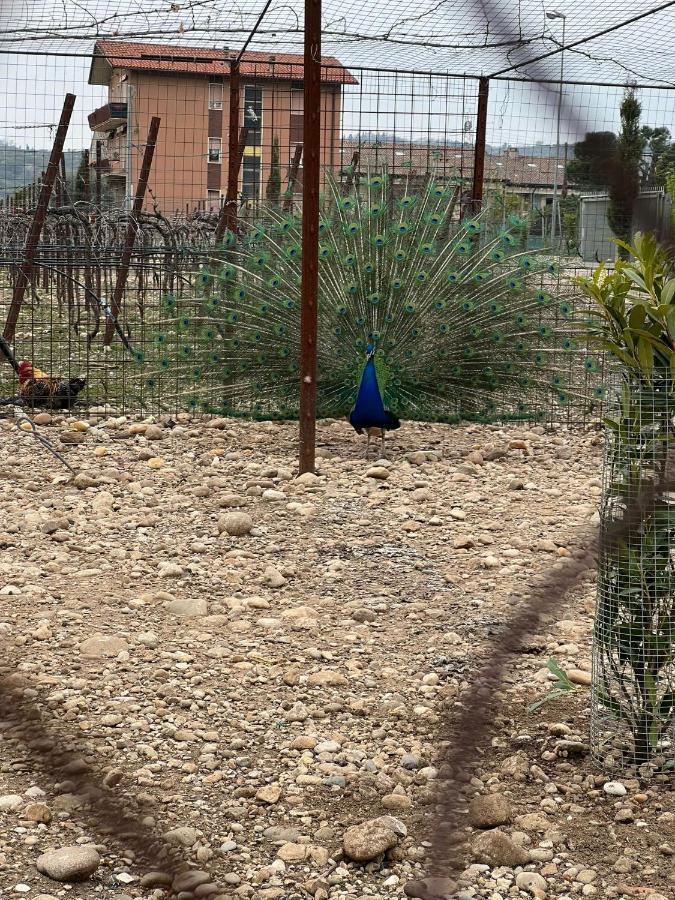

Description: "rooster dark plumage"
17 362 86 410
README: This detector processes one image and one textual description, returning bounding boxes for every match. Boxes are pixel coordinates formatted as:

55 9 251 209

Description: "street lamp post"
546 10 566 249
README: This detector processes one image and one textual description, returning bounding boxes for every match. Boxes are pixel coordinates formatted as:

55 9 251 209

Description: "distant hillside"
0 140 84 199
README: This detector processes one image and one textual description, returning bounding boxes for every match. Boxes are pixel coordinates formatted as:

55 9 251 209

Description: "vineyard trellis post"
470 76 489 215
103 115 161 346
3 92 76 342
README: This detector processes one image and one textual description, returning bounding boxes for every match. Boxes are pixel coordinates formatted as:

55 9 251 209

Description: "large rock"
472 829 530 867
36 846 100 882
468 793 512 828
218 512 253 536
343 817 399 862
79 634 129 659
166 597 208 617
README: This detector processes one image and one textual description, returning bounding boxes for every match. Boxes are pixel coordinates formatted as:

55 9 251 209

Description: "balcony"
88 101 128 132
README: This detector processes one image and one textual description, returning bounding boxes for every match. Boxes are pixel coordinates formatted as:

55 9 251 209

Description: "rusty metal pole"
104 116 161 345
214 60 242 246
298 0 321 474
470 77 489 215
4 93 76 342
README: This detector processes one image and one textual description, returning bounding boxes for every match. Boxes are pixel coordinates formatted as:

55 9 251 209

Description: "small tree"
566 131 617 191
607 88 646 256
266 136 281 204
640 126 672 186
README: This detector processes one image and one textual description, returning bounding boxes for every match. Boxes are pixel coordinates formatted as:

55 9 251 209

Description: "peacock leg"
381 430 386 458
365 430 371 458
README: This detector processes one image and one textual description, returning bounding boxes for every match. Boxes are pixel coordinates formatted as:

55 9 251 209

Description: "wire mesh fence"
0 3 673 419
593 376 675 775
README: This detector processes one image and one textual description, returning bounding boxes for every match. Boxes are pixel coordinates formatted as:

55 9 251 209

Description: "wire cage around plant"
592 375 675 775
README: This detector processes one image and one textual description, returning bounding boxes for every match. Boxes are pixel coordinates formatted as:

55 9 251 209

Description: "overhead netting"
1 0 674 85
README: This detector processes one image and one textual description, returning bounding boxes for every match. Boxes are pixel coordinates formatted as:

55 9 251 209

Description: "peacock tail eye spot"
226 311 239 324
232 287 246 302
438 323 449 334
489 301 502 314
134 350 145 363
534 352 545 366
434 299 447 311
559 301 573 316
508 214 525 228
469 326 482 338
415 271 428 284
198 271 211 286
548 262 560 275
145 376 156 388
515 314 527 327
345 222 361 236
390 278 404 291
536 291 550 305
201 327 216 340
371 234 388 248
446 271 460 284
584 357 600 373
456 240 472 255
557 391 570 404
384 312 394 323
404 303 416 314
318 219 331 234
368 174 385 189
178 316 191 330
250 226 266 242
192 367 203 381
256 303 269 315
475 271 491 284
394 250 407 263
462 300 476 312
267 275 281 289
491 331 504 344
463 347 475 359
490 248 506 262
499 230 517 247
395 222 411 235
368 204 383 217
363 263 375 274
219 228 236 249
397 195 417 210
520 257 533 270
337 304 348 316
507 277 522 291
539 325 553 338
188 398 198 410
208 352 220 364
463 219 481 234
222 265 236 282
368 293 381 306
319 245 331 260
429 184 447 198
273 324 287 338
251 252 269 268
343 253 356 267
284 243 301 259
338 197 355 211
419 242 435 255
425 212 444 227
346 282 358 296
163 293 176 310
283 298 296 310
154 332 167 346
551 374 564 388
593 385 606 399
562 337 577 351
180 344 192 358
159 355 170 370
356 316 366 327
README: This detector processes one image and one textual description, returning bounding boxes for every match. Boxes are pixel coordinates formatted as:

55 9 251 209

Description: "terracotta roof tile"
92 40 357 85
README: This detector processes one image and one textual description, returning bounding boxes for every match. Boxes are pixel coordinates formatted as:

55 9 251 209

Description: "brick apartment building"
88 41 356 214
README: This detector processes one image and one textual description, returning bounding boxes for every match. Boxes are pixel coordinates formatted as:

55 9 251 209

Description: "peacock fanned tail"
129 169 602 421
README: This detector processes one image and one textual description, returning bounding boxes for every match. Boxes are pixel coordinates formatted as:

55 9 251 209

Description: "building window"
242 156 261 200
290 89 303 146
244 86 262 148
209 79 223 110
208 137 222 163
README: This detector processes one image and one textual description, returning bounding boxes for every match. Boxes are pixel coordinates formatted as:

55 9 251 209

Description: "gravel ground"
0 412 672 900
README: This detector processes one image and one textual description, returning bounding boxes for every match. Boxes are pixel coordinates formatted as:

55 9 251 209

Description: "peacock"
124 170 602 446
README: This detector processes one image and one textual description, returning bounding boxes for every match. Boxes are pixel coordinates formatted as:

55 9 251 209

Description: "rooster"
17 361 86 410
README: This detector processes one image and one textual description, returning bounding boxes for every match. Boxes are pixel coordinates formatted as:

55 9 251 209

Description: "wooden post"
470 77 489 215
284 143 303 210
214 60 245 247
298 0 321 474
4 93 76 342
104 116 160 345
